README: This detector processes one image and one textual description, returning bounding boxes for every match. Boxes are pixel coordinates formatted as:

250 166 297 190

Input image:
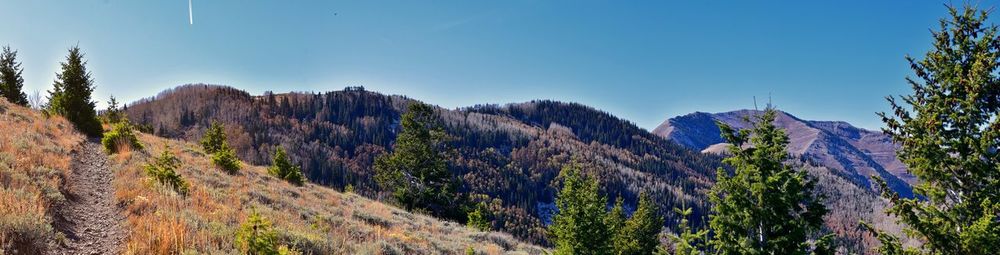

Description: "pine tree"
374 102 461 218
236 210 279 255
0 46 28 106
549 165 611 255
48 46 102 137
467 202 491 231
670 205 708 255
268 146 305 186
201 121 228 154
606 198 627 252
618 192 664 255
868 5 1000 254
709 108 832 255
104 95 123 124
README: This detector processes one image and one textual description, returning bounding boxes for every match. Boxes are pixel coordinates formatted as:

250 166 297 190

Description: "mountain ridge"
654 109 915 198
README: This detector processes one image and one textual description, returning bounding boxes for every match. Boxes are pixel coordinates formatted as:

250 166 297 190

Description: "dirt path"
52 141 125 255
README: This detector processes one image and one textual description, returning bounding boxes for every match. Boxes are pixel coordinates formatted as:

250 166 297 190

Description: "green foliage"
606 198 626 251
200 121 228 154
670 206 708 255
466 202 491 232
144 147 189 195
0 46 28 106
211 143 241 174
709 108 832 255
236 210 279 255
102 120 144 154
374 102 462 219
47 46 102 137
466 246 476 255
268 147 305 186
871 5 1000 254
549 165 611 255
103 95 124 124
617 193 664 255
201 121 241 174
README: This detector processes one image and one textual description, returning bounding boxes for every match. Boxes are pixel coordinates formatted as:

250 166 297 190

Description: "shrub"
200 121 227 154
467 202 491 231
101 121 143 154
267 147 305 186
235 210 304 255
211 144 241 174
144 147 189 195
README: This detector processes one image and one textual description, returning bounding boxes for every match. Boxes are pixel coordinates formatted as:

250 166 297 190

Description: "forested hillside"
125 84 722 245
122 84 903 253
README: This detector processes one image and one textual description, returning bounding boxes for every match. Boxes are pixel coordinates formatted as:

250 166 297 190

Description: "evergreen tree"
201 121 228 154
618 192 664 255
549 165 611 255
104 95 123 124
374 102 461 218
236 210 279 255
606 198 627 252
868 5 1000 254
268 146 305 186
0 46 28 106
669 205 708 255
709 108 832 255
467 202 491 231
212 143 241 174
48 46 102 137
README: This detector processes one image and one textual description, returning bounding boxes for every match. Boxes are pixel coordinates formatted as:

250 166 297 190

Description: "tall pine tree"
0 46 28 106
374 102 461 219
549 164 611 255
709 108 832 255
868 5 1000 254
48 46 102 137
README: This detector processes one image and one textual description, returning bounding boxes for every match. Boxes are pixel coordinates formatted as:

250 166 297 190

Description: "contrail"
189 0 193 25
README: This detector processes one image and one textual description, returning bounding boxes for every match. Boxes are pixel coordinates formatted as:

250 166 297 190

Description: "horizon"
1 1 993 130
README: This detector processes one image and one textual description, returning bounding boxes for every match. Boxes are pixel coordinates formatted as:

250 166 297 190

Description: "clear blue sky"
0 1 985 130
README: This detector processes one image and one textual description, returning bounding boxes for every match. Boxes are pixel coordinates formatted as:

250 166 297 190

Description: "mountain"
124 84 722 245
0 98 544 254
653 110 915 198
123 85 905 253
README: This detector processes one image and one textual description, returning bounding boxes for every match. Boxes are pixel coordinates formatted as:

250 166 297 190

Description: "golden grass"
0 100 84 253
110 132 546 254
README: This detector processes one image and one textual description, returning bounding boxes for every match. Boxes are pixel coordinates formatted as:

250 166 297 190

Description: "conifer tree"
549 165 611 255
669 205 708 255
48 46 102 137
467 202 491 232
201 121 228 154
374 102 461 218
0 46 28 106
618 192 664 255
709 108 832 255
268 146 305 186
606 198 627 252
868 5 1000 254
104 95 123 124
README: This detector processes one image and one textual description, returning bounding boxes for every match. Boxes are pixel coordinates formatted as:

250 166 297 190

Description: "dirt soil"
51 141 125 255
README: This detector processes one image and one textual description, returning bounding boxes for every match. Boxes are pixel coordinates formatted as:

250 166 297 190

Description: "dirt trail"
52 141 125 255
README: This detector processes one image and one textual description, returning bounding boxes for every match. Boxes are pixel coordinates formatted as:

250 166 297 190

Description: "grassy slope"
0 99 83 254
113 133 544 254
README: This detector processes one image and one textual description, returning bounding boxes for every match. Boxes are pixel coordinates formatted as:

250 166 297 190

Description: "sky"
0 1 986 130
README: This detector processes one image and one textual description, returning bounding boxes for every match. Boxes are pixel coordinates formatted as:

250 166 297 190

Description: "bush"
101 121 143 154
235 210 300 255
467 202 491 231
211 144 241 174
267 147 305 186
144 147 189 195
200 121 227 154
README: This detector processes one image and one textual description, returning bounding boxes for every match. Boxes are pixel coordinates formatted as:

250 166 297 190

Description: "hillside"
654 110 915 198
124 85 906 253
0 99 543 254
125 84 723 244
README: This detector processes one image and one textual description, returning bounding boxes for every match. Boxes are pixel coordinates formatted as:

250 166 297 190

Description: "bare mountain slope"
654 110 915 198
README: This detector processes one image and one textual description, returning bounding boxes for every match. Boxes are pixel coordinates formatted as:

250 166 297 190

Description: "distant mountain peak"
655 109 915 198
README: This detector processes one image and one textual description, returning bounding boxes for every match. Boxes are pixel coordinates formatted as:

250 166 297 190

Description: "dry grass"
111 133 546 254
0 99 84 254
